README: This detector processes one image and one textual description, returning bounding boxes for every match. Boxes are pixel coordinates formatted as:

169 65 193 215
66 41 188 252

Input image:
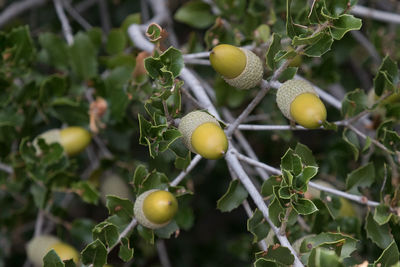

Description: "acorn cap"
33 129 62 155
27 235 61 267
178 111 220 153
224 48 263 89
276 79 317 120
134 189 171 229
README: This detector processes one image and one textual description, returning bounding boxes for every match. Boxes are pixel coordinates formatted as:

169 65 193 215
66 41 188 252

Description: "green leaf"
0 107 24 127
138 171 169 194
329 14 362 40
137 225 154 244
174 1 215 29
373 56 399 96
43 250 65 267
106 29 127 55
268 197 285 227
30 183 47 209
292 198 318 215
106 196 134 221
132 165 149 191
69 32 98 80
247 209 270 243
255 245 295 265
6 25 35 65
254 24 271 43
374 240 399 267
278 186 293 199
346 162 375 193
253 259 278 267
217 180 248 212
158 129 182 152
92 222 119 248
81 239 107 266
265 33 281 70
159 47 184 78
72 181 99 205
365 211 393 249
308 247 343 267
261 176 282 197
154 220 179 238
286 0 306 38
39 32 69 68
342 128 359 161
292 31 326 46
118 237 134 262
281 148 302 177
303 33 333 57
341 88 369 118
374 204 393 225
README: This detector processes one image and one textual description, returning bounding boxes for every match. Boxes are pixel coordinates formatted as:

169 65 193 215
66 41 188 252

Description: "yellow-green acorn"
209 44 263 90
26 235 80 267
34 126 91 156
178 110 228 160
134 189 178 229
276 79 327 129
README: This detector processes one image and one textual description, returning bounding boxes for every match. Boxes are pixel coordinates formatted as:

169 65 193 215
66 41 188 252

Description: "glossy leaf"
81 239 107 266
247 209 270 243
118 237 134 262
345 162 375 193
217 180 248 212
365 212 393 249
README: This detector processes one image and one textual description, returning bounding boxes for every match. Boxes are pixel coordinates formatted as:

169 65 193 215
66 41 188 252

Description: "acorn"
34 126 91 156
134 189 178 229
26 235 80 266
209 44 263 89
99 173 133 205
178 110 228 160
276 79 327 129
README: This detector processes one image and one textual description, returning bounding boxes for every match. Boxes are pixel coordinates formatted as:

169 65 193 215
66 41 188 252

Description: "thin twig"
0 0 47 28
75 0 97 13
52 0 74 45
170 154 202 186
351 5 400 24
156 240 172 267
97 0 111 33
63 0 92 30
0 162 13 174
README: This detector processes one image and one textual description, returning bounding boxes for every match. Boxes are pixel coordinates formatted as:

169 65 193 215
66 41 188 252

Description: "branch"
170 154 202 186
108 219 137 253
235 151 383 208
0 0 47 28
0 162 13 174
156 240 172 267
52 0 74 45
97 0 111 33
351 5 400 24
63 0 92 30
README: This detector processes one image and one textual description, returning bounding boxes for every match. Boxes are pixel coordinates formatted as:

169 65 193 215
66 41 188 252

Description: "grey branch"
352 5 400 24
0 0 47 28
52 0 74 45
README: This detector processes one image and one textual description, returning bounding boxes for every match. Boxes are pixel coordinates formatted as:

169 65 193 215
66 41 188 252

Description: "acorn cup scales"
210 44 263 90
276 79 327 129
178 110 228 160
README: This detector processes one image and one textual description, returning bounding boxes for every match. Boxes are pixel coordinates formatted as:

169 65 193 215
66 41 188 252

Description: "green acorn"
276 79 327 129
34 126 91 156
134 189 178 229
209 44 263 89
178 110 228 160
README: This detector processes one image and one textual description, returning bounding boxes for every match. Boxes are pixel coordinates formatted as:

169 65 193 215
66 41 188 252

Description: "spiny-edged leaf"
292 31 325 46
6 25 35 65
154 220 179 238
106 196 134 221
255 245 295 265
278 186 293 199
81 239 107 266
308 247 343 267
39 32 69 68
281 148 302 177
282 170 293 187
377 127 400 153
104 66 132 121
292 198 318 215
346 162 375 193
106 29 127 55
300 232 357 258
286 0 306 38
295 166 318 191
92 221 119 248
217 180 248 212
268 197 285 227
174 150 191 170
341 88 369 118
137 224 154 244
278 67 298 82
322 0 358 19
365 211 393 249
158 129 182 153
118 237 134 262
329 14 362 40
274 50 297 63
374 240 399 267
138 171 169 194
342 128 359 161
43 249 65 267
72 181 99 205
373 56 399 96
374 204 393 225
247 209 270 243
132 164 149 190
253 258 279 267
303 32 333 57
69 32 97 80
159 47 184 78
261 176 282 197
266 33 282 70
174 0 215 29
